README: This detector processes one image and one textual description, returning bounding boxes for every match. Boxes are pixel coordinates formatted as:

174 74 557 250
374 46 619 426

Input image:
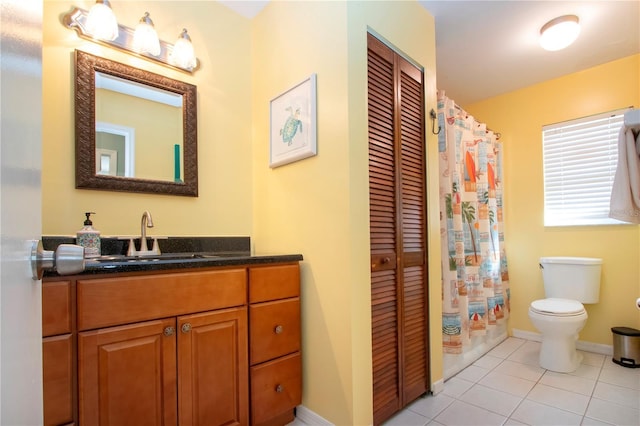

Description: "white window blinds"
543 109 629 226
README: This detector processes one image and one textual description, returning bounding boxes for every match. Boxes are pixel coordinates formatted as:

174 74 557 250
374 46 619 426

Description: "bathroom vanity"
42 238 302 426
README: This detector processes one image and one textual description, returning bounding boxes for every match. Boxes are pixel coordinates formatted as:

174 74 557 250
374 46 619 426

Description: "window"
543 108 629 226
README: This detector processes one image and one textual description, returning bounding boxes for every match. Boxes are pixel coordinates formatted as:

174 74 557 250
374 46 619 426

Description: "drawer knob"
181 323 192 333
163 326 175 337
275 384 284 393
274 325 283 334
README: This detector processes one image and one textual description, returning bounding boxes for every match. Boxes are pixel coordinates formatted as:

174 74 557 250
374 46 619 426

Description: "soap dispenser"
77 212 101 258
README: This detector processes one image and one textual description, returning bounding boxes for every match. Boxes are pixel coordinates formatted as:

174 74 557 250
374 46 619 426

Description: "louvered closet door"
367 33 429 426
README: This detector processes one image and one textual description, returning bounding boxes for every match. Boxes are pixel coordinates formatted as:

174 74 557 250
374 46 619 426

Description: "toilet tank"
539 257 602 303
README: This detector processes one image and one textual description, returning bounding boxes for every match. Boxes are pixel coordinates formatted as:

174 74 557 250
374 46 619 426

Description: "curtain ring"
430 109 441 135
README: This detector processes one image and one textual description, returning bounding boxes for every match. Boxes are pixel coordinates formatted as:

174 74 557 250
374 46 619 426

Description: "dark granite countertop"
42 236 302 277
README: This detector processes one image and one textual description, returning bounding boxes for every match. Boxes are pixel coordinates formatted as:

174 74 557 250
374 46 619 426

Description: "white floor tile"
473 354 503 370
567 362 601 380
510 399 583 426
580 416 616 426
526 383 590 415
592 381 640 409
539 370 597 396
478 370 537 398
382 408 430 426
580 351 605 368
442 377 474 398
496 359 545 382
407 393 455 419
585 397 640 426
506 340 541 366
455 365 491 383
503 419 527 426
486 337 526 359
434 400 507 426
459 383 523 417
598 364 640 390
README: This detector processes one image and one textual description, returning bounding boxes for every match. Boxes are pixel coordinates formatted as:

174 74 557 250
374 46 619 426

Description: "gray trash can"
611 327 640 368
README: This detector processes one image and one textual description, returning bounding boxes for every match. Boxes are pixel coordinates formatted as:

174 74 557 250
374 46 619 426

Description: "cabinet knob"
274 325 283 334
275 384 284 393
163 326 175 337
181 323 192 333
381 257 391 264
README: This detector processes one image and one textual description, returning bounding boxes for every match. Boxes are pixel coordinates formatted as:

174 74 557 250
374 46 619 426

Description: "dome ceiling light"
539 15 580 51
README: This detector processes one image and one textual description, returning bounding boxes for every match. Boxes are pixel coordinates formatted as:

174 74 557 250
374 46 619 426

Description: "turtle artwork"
280 106 303 145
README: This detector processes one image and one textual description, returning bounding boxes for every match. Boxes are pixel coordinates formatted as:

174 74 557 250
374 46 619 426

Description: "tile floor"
383 337 640 426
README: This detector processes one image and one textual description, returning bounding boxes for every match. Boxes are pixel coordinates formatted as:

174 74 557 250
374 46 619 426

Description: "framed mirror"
75 50 198 196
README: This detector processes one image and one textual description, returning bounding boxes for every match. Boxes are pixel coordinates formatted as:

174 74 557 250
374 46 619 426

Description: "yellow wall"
466 55 640 345
251 1 438 424
43 0 253 236
96 88 181 181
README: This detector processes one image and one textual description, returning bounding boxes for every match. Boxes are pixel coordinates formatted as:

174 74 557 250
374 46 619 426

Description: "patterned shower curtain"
437 93 510 374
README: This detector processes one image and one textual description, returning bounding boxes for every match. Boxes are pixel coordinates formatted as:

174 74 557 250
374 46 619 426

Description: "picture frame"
269 73 317 168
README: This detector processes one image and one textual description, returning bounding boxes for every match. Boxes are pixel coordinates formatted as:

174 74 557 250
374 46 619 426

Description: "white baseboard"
511 328 613 356
430 378 444 394
295 405 334 426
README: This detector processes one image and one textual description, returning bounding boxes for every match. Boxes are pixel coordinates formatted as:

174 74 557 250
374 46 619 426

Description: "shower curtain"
437 93 511 378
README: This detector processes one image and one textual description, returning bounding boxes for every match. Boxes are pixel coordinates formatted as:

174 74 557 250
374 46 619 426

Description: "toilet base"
539 335 583 373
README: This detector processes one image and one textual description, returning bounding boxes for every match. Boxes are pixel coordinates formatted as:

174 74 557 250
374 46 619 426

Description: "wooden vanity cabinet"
249 265 302 426
42 261 301 426
76 269 248 426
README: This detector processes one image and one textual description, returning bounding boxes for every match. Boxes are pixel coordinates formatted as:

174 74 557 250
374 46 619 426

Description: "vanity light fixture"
170 29 197 70
133 12 161 57
539 15 580 51
63 6 199 73
85 0 119 41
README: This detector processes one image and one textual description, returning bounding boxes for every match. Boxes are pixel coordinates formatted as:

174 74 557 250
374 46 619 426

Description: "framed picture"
270 73 317 168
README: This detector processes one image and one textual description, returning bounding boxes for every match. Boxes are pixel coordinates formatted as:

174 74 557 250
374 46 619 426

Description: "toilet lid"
530 298 585 316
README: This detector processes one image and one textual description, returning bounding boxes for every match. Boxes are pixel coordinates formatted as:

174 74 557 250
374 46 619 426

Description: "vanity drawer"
250 352 301 426
43 281 72 336
77 269 247 331
250 298 300 365
249 264 299 303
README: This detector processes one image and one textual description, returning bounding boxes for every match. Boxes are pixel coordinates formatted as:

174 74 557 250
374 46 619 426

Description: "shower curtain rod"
453 103 502 140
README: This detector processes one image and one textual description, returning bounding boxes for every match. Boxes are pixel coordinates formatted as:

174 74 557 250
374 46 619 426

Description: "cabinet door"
43 334 73 426
78 318 177 426
178 307 248 426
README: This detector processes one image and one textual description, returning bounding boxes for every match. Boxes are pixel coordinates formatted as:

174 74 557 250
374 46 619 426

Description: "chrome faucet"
127 211 161 256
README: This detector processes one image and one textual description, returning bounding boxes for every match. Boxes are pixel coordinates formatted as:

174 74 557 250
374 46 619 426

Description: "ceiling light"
170 29 197 70
133 12 161 56
85 0 119 41
539 15 580 51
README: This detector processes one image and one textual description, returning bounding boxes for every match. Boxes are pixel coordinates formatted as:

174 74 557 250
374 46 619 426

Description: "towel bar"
624 109 640 129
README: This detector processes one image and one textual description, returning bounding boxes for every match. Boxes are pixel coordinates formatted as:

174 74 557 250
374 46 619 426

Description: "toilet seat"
530 298 585 317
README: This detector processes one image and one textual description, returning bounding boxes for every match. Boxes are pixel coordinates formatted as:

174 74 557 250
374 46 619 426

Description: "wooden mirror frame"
75 50 198 196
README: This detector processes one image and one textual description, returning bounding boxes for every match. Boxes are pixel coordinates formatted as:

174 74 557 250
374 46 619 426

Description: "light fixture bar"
63 7 199 73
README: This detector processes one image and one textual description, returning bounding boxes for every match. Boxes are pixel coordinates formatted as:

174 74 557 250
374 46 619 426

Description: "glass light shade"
539 15 580 51
85 0 119 41
170 29 197 70
133 12 161 56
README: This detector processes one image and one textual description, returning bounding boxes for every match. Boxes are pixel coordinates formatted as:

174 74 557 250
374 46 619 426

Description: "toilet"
528 257 602 373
